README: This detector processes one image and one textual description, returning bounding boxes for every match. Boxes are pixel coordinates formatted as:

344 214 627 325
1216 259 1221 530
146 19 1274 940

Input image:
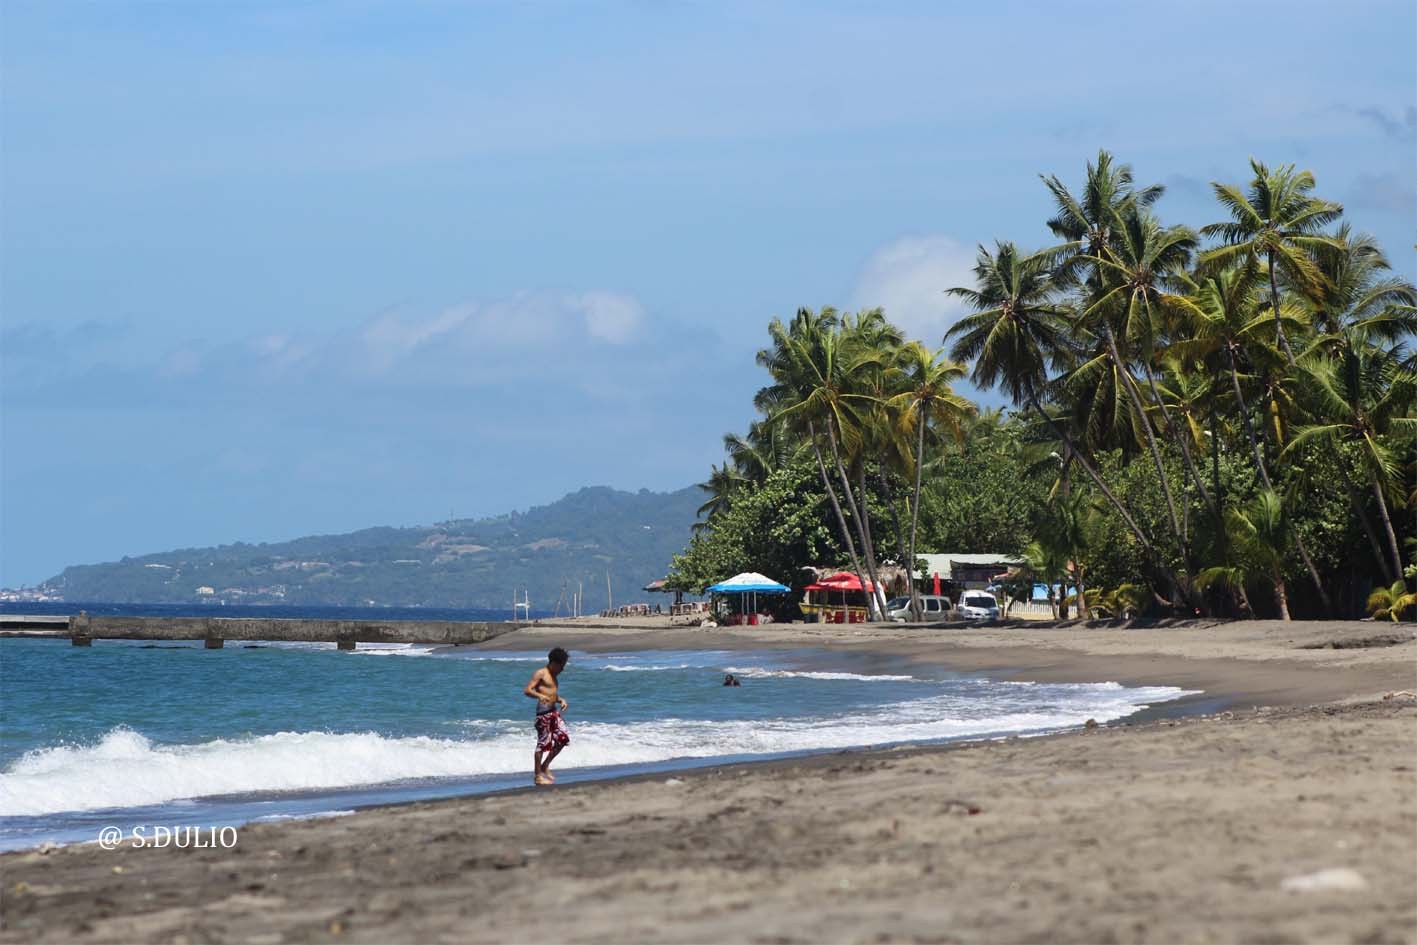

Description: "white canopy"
707 572 790 593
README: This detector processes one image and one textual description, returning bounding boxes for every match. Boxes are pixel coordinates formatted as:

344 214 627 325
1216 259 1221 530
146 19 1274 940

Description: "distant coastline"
2 485 700 612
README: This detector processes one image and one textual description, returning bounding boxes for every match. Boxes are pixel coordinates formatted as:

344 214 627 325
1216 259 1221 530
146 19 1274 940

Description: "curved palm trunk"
1368 464 1407 588
1271 566 1291 621
1267 251 1297 364
1142 366 1217 518
1059 455 1086 618
856 464 890 615
1207 385 1232 615
1026 395 1179 603
1104 328 1193 588
823 420 884 619
807 420 868 614
876 459 910 567
908 411 927 622
1227 348 1333 615
1235 582 1255 618
1337 455 1395 584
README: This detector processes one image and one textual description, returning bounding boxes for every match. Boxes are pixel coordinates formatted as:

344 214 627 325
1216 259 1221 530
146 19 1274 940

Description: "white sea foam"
722 667 917 682
250 810 355 823
0 683 1191 817
350 644 439 657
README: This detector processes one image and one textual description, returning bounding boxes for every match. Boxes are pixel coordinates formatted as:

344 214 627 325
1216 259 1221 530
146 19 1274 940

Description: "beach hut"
706 572 791 625
803 571 875 623
643 578 684 609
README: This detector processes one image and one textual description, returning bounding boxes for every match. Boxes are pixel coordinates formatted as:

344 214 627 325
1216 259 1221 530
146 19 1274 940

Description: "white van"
885 595 952 622
957 590 1001 621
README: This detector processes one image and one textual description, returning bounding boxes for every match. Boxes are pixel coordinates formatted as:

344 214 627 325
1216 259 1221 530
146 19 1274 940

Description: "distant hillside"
36 486 702 611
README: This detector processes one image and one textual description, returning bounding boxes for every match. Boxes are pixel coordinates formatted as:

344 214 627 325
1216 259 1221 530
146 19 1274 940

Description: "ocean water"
0 637 1194 851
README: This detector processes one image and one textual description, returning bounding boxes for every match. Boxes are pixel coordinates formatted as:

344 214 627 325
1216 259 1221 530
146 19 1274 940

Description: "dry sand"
4 619 1415 944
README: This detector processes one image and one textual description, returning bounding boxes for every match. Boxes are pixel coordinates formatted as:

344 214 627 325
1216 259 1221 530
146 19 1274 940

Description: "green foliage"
1367 580 1417 621
668 458 845 593
676 151 1415 622
914 421 1049 556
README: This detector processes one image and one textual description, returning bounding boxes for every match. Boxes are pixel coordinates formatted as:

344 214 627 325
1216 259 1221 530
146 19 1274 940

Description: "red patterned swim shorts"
535 710 570 753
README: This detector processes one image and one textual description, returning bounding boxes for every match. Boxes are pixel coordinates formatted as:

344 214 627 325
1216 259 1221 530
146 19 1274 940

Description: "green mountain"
39 486 702 611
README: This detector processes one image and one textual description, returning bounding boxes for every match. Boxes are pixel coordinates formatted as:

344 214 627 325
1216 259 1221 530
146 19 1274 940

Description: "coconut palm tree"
1366 579 1417 621
1084 210 1217 520
722 421 794 486
1039 156 1201 592
1041 149 1163 279
887 341 975 619
1168 266 1336 611
757 308 888 615
837 309 910 613
1198 490 1294 620
946 241 1169 584
1199 159 1344 363
694 463 746 530
1022 538 1068 619
1305 225 1417 339
1284 329 1417 585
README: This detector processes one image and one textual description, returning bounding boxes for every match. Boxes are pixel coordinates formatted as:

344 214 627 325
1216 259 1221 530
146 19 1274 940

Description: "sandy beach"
4 619 1415 944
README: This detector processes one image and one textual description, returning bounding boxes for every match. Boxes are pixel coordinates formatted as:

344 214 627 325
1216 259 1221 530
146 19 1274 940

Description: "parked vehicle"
956 590 1000 621
885 595 952 622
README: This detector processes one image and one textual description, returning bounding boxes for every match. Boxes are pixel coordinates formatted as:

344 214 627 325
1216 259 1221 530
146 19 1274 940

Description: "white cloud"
575 291 645 343
348 290 645 376
850 236 977 344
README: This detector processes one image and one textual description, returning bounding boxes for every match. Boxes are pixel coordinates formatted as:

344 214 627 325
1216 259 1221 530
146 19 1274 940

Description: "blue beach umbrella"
706 572 791 622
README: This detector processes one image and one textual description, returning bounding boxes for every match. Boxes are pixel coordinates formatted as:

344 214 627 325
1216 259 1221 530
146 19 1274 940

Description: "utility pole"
606 570 613 613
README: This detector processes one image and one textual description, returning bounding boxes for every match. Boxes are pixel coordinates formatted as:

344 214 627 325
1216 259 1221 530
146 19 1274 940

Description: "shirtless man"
524 647 570 786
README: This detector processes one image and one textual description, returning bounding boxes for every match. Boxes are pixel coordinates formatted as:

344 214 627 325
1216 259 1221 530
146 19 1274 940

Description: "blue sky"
3 0 1414 586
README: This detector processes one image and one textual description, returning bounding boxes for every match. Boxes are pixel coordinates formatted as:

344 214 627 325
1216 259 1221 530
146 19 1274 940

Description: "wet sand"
4 619 1415 944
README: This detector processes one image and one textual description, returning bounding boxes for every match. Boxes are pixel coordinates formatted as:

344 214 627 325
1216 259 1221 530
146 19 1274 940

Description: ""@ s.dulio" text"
97 825 239 850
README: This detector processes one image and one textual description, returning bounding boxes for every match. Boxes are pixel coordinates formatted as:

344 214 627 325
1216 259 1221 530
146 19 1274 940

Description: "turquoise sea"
0 629 1196 851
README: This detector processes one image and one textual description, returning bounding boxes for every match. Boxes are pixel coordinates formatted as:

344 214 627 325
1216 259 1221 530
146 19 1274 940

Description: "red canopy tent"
804 572 875 623
805 571 875 592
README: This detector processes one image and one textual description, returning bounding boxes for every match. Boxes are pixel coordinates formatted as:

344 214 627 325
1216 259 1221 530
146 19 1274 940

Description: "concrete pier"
42 614 527 649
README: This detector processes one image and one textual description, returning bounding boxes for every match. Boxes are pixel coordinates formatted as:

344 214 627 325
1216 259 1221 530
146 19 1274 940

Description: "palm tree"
694 463 746 531
887 341 975 619
1022 538 1068 619
1199 159 1344 363
1198 490 1294 620
1047 490 1093 618
946 241 1169 584
1041 149 1163 278
757 308 887 615
1065 212 1201 578
1171 266 1336 611
1039 155 1200 594
1284 329 1417 585
838 309 910 613
1085 210 1218 521
722 421 794 486
1304 225 1417 342
1366 579 1417 621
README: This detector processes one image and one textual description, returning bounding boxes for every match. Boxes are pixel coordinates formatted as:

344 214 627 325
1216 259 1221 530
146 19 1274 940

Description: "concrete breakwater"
51 614 525 649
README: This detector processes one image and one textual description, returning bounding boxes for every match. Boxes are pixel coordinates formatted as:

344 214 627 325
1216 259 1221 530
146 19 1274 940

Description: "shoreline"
4 619 1414 944
479 616 1417 709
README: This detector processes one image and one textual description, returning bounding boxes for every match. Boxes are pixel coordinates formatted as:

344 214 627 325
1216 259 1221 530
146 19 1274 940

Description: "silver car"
885 595 952 621
956 590 1001 621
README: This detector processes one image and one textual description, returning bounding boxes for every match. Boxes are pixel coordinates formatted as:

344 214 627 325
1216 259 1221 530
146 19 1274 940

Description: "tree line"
669 152 1416 621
